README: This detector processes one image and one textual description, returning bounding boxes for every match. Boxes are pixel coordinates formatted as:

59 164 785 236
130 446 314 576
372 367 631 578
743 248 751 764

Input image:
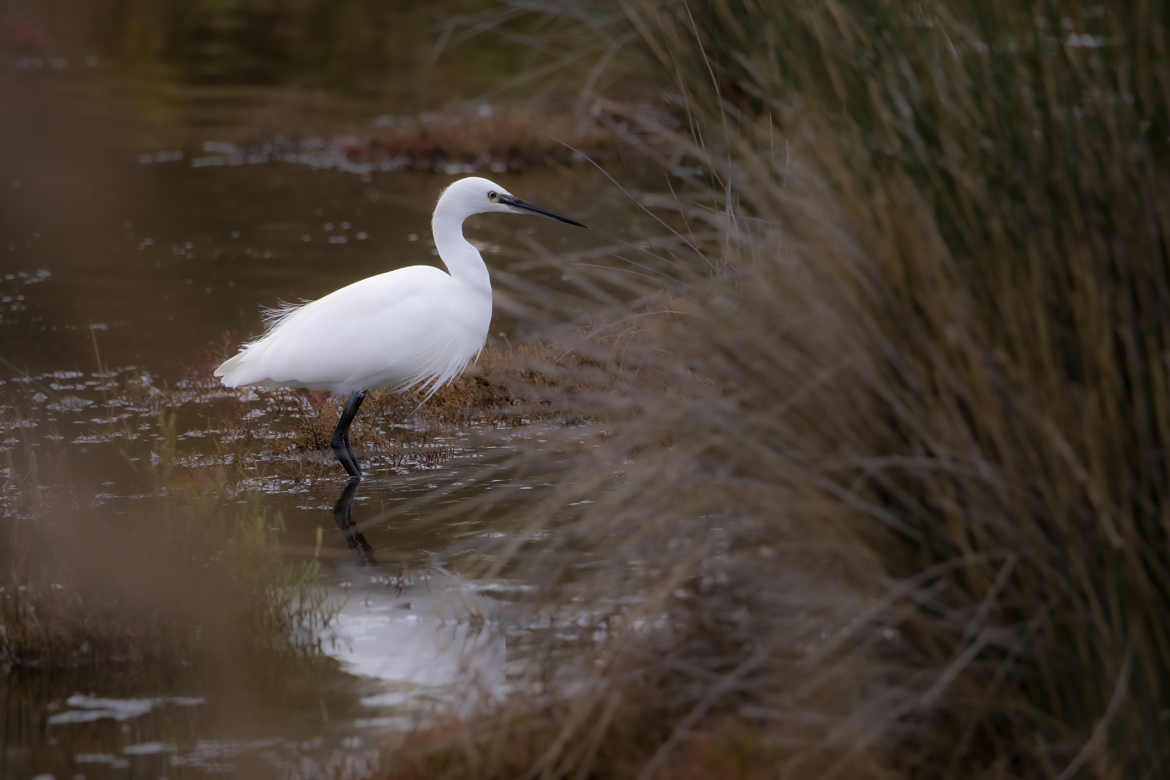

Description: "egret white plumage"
215 176 585 479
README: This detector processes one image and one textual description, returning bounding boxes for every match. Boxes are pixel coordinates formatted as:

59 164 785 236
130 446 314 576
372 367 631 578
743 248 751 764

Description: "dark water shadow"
333 477 376 566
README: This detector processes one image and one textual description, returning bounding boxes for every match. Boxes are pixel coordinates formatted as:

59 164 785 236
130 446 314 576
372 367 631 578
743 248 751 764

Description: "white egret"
215 176 585 479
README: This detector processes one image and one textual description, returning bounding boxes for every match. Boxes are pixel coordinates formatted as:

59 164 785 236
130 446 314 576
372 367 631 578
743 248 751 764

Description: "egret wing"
216 266 486 395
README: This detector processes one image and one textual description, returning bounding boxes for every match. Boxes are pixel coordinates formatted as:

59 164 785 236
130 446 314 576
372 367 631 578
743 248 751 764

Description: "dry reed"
384 1 1170 777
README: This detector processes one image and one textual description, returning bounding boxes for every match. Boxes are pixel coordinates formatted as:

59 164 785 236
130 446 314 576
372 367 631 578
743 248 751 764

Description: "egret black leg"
331 390 368 479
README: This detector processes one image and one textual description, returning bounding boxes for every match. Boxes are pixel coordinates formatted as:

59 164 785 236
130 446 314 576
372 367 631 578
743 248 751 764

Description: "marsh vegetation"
3 0 1169 777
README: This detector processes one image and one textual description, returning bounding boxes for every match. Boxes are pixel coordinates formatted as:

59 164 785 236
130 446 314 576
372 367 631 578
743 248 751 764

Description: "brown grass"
371 1 1170 778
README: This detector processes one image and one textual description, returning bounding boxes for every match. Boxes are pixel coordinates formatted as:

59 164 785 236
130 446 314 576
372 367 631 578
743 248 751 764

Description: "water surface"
1 22 620 777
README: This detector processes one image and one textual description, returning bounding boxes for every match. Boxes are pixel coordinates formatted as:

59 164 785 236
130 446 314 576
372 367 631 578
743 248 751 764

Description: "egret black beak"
499 194 587 228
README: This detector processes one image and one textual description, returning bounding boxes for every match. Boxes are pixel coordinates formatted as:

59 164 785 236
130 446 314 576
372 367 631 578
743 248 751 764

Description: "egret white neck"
432 203 491 294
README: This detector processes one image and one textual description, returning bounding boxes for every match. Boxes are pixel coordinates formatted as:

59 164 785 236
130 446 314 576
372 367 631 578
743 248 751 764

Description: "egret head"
439 176 586 227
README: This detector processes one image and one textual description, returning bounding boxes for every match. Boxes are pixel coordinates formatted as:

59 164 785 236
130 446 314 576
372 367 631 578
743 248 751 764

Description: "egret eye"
487 191 498 201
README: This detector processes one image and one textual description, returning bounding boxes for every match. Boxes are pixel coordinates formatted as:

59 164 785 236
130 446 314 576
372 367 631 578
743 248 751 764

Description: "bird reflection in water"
333 477 375 565
323 478 508 710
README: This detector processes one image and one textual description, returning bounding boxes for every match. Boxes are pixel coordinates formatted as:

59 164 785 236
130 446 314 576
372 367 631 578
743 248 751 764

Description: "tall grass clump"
392 1 1170 777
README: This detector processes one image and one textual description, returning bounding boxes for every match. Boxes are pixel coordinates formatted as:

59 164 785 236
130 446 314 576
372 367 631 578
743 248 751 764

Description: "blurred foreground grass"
1 469 334 689
384 1 1170 777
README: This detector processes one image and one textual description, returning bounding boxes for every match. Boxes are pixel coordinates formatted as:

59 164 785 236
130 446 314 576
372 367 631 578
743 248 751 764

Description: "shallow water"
1 361 598 776
0 19 623 777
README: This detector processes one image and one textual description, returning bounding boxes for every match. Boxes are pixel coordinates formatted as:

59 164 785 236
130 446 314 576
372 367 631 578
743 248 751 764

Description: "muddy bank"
134 102 624 176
